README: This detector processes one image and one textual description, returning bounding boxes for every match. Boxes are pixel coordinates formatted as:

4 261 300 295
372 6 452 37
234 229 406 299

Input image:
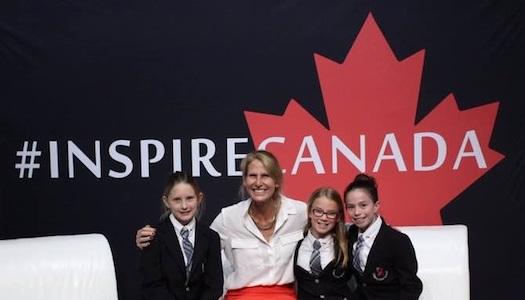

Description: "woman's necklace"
249 200 280 231
251 213 276 230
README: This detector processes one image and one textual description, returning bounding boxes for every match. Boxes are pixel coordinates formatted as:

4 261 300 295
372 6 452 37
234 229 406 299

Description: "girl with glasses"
294 187 352 300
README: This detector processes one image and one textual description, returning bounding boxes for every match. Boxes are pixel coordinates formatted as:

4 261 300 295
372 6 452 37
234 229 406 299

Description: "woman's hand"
136 225 156 249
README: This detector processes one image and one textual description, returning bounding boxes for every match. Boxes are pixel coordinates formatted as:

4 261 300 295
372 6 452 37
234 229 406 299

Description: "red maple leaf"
244 14 504 225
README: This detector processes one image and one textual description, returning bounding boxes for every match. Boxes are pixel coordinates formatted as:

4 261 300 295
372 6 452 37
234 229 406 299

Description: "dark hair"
160 171 205 220
343 173 379 203
305 187 349 267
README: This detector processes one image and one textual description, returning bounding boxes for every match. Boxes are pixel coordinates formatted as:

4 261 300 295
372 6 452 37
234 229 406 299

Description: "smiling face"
345 188 379 232
309 196 339 238
163 182 203 225
243 159 278 204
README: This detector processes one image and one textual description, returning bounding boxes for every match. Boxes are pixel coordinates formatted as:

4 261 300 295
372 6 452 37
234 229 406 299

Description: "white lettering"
108 140 133 178
332 135 365 173
49 141 59 178
258 136 285 150
191 139 221 177
291 136 325 175
173 139 182 172
257 136 287 173
414 132 447 171
227 138 248 176
373 133 407 172
140 140 165 178
68 141 101 178
453 130 487 169
24 131 490 180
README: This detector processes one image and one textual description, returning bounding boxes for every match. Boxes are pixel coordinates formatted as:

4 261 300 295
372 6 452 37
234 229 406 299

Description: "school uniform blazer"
140 218 223 300
348 219 422 300
294 239 352 300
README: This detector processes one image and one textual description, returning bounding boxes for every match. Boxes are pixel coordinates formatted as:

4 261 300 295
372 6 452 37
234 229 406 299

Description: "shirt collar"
242 194 298 217
169 214 196 234
280 195 299 215
306 230 334 249
358 215 382 243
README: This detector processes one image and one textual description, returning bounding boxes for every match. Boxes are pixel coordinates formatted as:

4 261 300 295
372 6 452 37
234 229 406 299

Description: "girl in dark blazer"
140 172 223 300
294 187 352 300
344 174 422 300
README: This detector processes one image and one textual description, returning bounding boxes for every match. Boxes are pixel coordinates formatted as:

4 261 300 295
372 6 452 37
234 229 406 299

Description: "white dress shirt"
353 215 382 271
296 230 335 272
210 195 307 290
169 214 196 266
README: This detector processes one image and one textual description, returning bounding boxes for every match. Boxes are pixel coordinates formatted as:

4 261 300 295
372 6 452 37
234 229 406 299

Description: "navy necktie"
353 235 365 273
180 227 193 268
309 239 322 276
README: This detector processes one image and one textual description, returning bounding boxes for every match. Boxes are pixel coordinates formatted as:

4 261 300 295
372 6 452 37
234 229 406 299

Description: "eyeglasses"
311 208 338 219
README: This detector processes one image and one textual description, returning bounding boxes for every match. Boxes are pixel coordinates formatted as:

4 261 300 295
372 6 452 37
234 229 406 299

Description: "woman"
344 173 422 300
137 150 307 299
209 150 306 299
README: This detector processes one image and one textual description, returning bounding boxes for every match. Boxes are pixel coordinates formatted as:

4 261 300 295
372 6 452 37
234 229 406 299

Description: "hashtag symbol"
15 141 42 178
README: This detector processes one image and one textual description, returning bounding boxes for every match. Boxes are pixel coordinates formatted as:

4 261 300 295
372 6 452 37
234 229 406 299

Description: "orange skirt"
225 284 296 300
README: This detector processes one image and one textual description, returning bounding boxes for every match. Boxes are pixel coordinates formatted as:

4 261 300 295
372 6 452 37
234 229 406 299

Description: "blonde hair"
305 187 349 267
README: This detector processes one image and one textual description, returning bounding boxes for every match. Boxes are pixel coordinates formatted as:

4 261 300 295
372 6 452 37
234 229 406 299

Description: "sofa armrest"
397 225 470 300
0 234 118 300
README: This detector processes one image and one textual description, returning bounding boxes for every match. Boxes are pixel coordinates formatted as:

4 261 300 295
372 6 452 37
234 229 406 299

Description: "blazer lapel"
159 219 187 274
189 222 208 277
348 225 359 265
363 221 387 275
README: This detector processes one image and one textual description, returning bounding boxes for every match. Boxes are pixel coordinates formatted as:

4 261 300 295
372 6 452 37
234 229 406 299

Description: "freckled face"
163 183 202 225
345 188 379 232
243 159 278 204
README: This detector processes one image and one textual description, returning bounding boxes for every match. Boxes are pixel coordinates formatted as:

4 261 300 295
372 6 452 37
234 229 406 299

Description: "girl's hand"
136 225 156 249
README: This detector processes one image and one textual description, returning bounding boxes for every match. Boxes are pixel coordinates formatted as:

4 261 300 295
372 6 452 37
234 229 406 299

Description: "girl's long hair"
305 187 349 267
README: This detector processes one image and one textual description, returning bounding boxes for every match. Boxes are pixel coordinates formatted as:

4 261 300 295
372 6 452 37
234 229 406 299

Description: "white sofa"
398 225 470 300
0 233 119 300
0 227 469 300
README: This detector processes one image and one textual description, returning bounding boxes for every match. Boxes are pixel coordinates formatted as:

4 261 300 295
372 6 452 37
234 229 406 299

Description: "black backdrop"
1 1 524 299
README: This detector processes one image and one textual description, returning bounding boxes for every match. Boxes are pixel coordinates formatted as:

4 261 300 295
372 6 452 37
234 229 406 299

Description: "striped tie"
353 235 365 273
309 239 322 276
180 227 193 268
